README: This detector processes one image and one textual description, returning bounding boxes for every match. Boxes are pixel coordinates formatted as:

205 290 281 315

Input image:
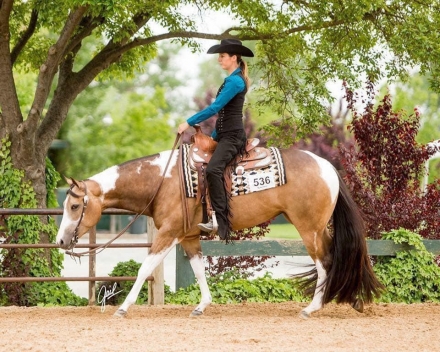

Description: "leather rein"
65 133 182 258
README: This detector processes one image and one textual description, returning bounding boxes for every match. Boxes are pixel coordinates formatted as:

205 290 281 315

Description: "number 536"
253 176 271 186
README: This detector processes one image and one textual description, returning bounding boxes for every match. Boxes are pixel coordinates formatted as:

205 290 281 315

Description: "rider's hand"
178 122 190 134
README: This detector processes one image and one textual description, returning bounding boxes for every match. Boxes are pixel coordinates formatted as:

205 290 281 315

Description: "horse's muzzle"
57 237 76 250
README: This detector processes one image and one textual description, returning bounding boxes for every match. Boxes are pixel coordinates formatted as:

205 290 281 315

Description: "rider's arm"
186 74 245 126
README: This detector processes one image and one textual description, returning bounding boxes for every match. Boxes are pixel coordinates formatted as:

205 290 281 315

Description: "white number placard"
248 172 276 192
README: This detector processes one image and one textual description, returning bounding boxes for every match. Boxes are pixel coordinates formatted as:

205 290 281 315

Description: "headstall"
66 180 89 248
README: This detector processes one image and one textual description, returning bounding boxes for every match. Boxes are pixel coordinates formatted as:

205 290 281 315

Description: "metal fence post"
88 226 97 305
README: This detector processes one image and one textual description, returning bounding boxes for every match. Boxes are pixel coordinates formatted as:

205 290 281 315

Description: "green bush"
0 136 87 306
32 282 88 306
104 229 440 307
166 270 308 305
374 228 440 303
100 261 307 306
96 259 172 305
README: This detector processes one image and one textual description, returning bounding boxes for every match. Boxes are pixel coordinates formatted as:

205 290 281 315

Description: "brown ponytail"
235 54 250 90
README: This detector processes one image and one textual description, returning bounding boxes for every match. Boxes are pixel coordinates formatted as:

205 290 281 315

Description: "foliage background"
341 82 440 240
2 0 440 307
0 137 86 306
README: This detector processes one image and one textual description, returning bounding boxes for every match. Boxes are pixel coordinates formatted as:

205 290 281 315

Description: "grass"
265 223 301 240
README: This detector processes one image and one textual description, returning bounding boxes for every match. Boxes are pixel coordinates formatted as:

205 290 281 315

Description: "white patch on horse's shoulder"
147 150 179 178
90 165 119 194
302 151 339 203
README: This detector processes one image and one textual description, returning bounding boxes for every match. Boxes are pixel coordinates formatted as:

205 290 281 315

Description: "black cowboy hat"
207 39 254 57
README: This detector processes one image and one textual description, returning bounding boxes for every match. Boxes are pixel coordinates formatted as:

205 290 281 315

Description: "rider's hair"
230 54 250 90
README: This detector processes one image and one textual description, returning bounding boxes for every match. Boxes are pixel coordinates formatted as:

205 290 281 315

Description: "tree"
380 72 440 145
380 73 440 183
255 97 354 170
57 41 187 179
64 87 175 179
2 0 440 211
341 82 440 239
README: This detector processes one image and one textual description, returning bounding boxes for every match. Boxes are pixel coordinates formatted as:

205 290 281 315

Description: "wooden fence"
1 208 440 305
175 238 440 289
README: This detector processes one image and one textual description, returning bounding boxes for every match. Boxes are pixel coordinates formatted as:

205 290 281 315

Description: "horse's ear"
71 178 81 188
64 176 80 188
63 175 72 185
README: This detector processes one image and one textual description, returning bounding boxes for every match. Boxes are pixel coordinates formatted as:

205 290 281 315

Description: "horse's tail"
322 173 384 304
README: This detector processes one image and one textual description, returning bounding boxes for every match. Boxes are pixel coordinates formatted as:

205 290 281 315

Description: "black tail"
298 173 384 305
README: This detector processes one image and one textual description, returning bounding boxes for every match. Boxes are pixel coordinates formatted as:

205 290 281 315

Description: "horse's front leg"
114 238 178 318
180 238 212 317
188 254 212 316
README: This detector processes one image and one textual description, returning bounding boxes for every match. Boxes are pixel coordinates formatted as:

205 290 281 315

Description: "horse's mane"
118 153 160 167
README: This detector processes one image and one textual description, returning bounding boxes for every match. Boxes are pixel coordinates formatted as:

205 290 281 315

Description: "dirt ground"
0 302 438 352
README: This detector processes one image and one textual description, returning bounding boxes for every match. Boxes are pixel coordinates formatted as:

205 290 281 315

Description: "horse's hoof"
189 309 203 317
113 309 127 318
299 310 310 319
351 299 364 313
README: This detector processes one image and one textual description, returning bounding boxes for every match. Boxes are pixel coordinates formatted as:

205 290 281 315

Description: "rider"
178 39 254 241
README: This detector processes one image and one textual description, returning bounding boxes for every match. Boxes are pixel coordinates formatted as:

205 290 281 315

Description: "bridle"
66 180 89 248
64 133 182 257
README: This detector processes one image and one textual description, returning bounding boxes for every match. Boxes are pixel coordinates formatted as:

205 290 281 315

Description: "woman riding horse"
178 39 254 242
56 41 383 319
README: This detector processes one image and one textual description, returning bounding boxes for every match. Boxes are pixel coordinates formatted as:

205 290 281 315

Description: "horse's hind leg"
300 258 327 319
296 228 331 319
114 236 178 318
180 237 212 317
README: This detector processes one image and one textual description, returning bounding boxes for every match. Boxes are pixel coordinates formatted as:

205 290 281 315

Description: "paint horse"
56 143 383 318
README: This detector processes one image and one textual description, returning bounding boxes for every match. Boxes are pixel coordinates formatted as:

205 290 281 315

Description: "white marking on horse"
56 195 77 244
89 165 120 198
189 254 212 314
147 150 179 178
313 231 318 254
118 238 178 313
303 151 339 203
302 259 327 316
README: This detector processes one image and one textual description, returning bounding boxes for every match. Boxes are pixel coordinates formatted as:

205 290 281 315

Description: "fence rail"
0 243 150 248
200 239 440 255
2 208 440 304
0 208 162 306
0 276 152 282
174 237 440 289
0 208 133 215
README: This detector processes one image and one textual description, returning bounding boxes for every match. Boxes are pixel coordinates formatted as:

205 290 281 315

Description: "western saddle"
188 125 272 204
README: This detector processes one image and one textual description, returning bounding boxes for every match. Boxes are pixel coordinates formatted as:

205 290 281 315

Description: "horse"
56 142 383 319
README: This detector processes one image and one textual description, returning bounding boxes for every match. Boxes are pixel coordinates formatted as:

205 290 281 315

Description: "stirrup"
197 221 214 233
198 212 219 233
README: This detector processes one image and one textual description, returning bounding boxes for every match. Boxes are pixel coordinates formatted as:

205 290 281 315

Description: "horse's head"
56 177 103 250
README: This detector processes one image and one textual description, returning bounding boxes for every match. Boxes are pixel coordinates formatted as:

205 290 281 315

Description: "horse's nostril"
59 239 64 246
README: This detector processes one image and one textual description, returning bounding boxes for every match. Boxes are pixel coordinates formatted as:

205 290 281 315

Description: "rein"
65 133 182 258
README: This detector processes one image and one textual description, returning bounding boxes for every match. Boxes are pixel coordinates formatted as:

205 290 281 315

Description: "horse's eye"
71 204 80 210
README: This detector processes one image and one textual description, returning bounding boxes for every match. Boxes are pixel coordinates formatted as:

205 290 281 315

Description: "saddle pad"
180 143 287 198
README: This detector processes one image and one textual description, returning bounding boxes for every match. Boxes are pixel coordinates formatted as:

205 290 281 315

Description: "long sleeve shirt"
187 68 245 139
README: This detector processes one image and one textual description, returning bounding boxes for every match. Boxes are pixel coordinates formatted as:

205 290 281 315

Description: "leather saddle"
189 125 272 171
179 126 275 231
186 125 273 206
